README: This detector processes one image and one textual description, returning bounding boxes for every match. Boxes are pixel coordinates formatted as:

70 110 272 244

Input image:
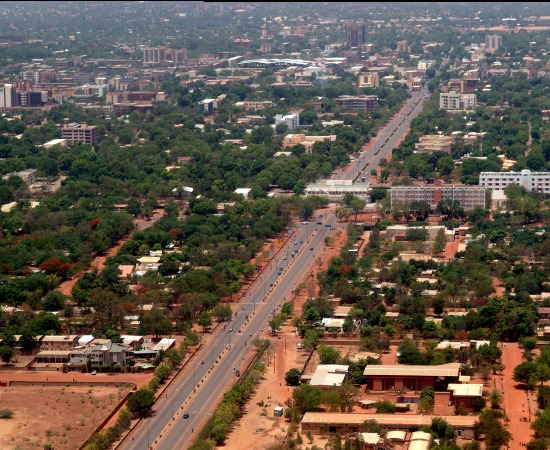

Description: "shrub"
0 409 13 419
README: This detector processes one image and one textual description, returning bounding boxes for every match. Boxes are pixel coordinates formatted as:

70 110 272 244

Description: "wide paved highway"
121 77 435 450
120 216 339 450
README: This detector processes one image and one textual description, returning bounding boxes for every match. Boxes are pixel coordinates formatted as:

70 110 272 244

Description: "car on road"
91 370 97 375
299 240 303 244
317 221 322 225
183 413 189 419
283 256 287 260
301 221 309 224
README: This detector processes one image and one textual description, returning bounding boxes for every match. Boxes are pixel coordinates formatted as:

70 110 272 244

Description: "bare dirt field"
0 382 135 450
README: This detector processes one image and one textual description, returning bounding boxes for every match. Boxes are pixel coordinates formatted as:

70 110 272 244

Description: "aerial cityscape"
2 2 550 450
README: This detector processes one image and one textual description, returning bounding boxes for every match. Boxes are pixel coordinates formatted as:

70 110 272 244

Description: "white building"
485 35 502 52
479 170 550 193
275 113 300 130
440 93 476 111
0 84 14 108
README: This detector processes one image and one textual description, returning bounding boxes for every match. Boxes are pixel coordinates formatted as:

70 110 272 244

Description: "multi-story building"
143 46 166 63
390 185 486 210
336 95 378 112
0 84 15 108
485 34 502 52
242 101 275 110
439 92 476 111
282 134 336 153
61 123 100 146
275 113 300 130
358 72 379 88
345 21 365 48
397 40 408 52
479 170 550 193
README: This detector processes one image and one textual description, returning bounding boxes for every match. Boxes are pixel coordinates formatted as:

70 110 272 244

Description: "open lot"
0 382 134 450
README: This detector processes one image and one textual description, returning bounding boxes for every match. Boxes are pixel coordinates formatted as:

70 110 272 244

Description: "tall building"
0 84 15 108
397 40 408 52
345 21 365 48
143 46 187 64
479 170 550 193
358 72 379 88
485 35 502 52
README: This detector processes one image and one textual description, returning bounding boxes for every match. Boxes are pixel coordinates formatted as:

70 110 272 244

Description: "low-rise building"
282 133 336 153
301 413 476 439
309 364 349 389
415 135 455 153
363 362 461 391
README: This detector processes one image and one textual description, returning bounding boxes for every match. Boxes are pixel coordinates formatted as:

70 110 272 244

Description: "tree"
213 304 232 322
513 361 538 388
292 384 323 414
318 344 341 364
43 290 66 311
474 409 511 450
285 368 301 386
433 228 446 254
489 389 502 409
141 309 173 338
538 385 550 410
197 311 213 332
0 346 14 364
374 400 396 414
127 388 155 418
432 297 445 317
532 409 550 439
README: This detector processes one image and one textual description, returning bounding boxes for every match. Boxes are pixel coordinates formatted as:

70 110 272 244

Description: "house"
118 265 135 282
69 340 132 369
123 315 141 331
308 364 349 389
333 306 353 318
448 383 484 411
363 363 461 391
322 318 346 331
120 335 144 348
40 335 79 351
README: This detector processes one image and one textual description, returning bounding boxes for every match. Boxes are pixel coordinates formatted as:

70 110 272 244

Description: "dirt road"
500 342 534 449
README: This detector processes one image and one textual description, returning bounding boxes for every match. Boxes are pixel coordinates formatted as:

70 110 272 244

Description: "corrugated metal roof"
363 363 461 377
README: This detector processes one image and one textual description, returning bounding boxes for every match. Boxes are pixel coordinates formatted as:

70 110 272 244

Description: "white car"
301 221 309 224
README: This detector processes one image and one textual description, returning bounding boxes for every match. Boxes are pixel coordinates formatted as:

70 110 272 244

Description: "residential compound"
439 92 477 111
479 170 550 193
390 186 487 210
